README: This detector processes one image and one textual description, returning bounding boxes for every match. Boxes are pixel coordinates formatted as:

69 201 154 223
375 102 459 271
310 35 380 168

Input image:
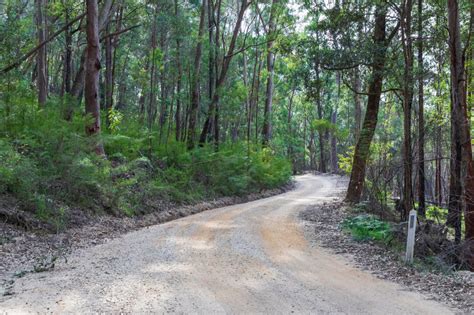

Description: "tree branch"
100 24 140 42
1 12 86 74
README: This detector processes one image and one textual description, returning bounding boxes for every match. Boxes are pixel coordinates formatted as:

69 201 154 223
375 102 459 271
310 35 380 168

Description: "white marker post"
405 209 417 264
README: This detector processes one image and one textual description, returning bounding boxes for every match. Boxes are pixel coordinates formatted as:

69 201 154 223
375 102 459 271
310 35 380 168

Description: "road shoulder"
299 198 473 313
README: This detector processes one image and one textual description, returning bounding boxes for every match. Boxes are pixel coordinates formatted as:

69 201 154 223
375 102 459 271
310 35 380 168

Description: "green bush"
0 102 292 227
342 214 393 243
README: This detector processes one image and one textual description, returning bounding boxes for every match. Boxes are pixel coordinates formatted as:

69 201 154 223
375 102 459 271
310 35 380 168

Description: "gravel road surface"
0 174 453 314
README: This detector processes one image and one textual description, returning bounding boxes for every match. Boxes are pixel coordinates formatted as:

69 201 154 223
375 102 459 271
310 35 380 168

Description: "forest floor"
0 174 455 313
300 193 473 313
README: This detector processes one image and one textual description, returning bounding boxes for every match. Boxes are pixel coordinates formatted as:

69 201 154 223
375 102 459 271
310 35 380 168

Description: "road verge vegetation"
0 107 292 232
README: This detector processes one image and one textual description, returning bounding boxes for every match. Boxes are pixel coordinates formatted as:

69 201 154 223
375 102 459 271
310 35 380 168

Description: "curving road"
0 175 453 314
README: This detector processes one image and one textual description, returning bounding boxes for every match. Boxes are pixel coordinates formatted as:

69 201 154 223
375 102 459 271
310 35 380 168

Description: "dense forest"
0 0 473 271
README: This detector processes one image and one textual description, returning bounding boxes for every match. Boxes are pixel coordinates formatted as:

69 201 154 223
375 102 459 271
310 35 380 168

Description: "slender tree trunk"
213 0 222 148
71 0 113 102
84 0 104 155
417 0 426 216
187 0 207 149
36 0 48 107
353 67 362 142
62 4 74 120
174 0 182 141
255 54 263 143
287 87 296 163
63 5 72 95
401 0 415 220
148 4 159 132
330 109 338 172
199 0 250 146
331 72 341 173
345 4 392 203
315 63 326 173
464 4 474 270
435 49 444 206
262 0 278 146
105 22 114 127
447 0 464 244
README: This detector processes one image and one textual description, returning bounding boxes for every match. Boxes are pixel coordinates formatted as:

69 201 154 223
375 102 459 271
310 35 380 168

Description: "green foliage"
426 205 448 224
342 215 393 243
311 119 336 132
338 146 354 175
0 102 292 227
107 108 124 133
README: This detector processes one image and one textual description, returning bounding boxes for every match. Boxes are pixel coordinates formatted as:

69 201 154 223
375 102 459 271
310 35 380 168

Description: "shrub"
0 102 292 227
342 214 393 243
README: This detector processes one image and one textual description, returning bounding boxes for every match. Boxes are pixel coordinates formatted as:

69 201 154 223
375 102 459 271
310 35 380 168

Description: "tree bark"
353 67 362 142
417 0 425 216
148 4 159 132
315 63 326 173
70 0 114 101
105 22 114 127
62 3 72 95
447 0 465 245
84 0 105 155
174 0 182 142
36 0 48 107
186 0 207 149
345 4 392 203
199 0 250 147
262 0 278 146
464 2 474 270
401 0 415 220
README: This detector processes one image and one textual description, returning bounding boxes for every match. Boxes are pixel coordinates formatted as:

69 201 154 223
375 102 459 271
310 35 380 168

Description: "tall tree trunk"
287 87 296 164
330 109 338 172
353 67 362 141
331 72 341 173
62 3 74 120
417 0 425 216
447 0 464 244
71 0 113 101
36 0 48 107
148 4 159 132
186 0 207 149
435 48 444 206
174 0 182 142
213 0 222 149
261 0 278 146
105 22 114 127
63 4 72 95
199 0 250 146
464 3 474 270
401 0 415 220
159 32 169 144
84 0 105 155
254 53 263 143
345 4 393 203
315 63 326 173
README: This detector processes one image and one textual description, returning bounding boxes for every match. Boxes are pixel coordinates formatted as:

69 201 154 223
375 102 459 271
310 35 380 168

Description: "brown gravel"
300 197 474 314
0 182 294 293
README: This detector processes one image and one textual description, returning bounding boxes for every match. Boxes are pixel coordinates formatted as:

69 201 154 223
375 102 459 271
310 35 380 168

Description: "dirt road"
0 175 453 314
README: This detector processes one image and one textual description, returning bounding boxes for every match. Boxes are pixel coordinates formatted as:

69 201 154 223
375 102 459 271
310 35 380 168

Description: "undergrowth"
342 214 393 244
0 99 291 231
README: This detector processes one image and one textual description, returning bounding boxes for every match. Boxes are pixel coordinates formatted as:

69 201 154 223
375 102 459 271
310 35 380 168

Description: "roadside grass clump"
342 214 393 244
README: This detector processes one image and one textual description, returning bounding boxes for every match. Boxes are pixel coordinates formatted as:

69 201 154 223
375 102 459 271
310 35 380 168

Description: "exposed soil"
0 175 453 313
0 183 293 292
300 193 474 313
